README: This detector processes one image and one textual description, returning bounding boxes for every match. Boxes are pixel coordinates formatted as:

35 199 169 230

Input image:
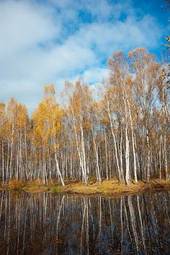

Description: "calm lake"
0 191 169 255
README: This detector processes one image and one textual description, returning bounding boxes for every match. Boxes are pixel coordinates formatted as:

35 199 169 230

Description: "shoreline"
0 179 170 197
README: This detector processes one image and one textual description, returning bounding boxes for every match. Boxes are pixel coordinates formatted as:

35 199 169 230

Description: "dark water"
0 191 169 255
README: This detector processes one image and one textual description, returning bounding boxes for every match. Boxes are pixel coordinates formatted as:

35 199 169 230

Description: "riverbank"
0 179 170 196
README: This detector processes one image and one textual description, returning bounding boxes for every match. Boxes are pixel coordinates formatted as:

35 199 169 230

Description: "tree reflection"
0 192 169 255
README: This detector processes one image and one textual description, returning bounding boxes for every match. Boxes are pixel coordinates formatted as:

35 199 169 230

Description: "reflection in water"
0 191 169 255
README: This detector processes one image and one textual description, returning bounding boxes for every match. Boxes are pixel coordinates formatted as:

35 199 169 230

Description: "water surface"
0 191 169 255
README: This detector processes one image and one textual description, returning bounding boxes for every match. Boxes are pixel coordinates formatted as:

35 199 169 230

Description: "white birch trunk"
107 98 122 181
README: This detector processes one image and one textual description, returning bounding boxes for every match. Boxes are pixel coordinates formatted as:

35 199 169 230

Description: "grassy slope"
1 179 170 197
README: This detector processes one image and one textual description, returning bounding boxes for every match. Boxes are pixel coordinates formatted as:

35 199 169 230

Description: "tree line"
0 48 169 185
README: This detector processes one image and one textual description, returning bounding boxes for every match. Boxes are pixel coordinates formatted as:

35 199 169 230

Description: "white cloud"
76 67 109 84
0 1 58 58
72 16 161 54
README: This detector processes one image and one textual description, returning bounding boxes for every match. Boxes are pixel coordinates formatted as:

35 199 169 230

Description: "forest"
0 48 169 186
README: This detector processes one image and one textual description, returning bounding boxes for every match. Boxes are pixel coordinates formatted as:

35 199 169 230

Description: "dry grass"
58 179 170 196
1 178 170 196
23 179 50 193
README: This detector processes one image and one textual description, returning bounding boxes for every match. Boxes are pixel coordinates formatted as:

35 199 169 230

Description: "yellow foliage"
32 86 63 150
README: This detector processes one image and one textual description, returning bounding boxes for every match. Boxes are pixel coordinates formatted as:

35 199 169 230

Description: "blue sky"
0 0 169 112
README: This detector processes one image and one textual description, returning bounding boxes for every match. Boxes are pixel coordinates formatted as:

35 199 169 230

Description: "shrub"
8 180 24 191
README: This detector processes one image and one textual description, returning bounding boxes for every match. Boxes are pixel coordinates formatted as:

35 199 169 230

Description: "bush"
8 180 24 191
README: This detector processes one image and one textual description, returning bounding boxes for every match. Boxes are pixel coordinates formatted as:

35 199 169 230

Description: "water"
0 191 169 255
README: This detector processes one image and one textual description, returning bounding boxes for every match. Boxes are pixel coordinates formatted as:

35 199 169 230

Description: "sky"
0 0 169 112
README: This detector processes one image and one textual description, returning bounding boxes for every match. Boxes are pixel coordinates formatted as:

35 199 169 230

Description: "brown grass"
1 178 170 196
62 179 170 196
